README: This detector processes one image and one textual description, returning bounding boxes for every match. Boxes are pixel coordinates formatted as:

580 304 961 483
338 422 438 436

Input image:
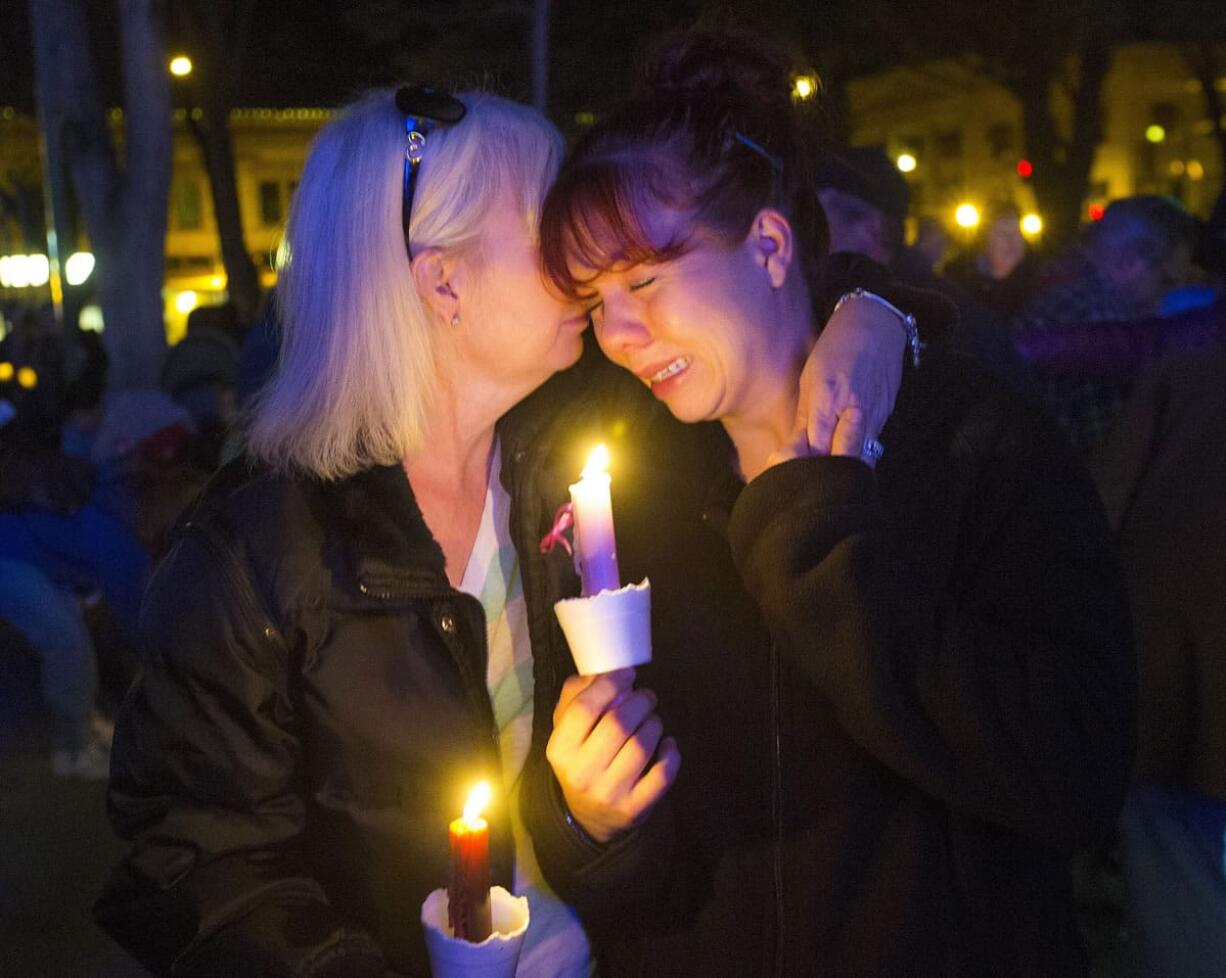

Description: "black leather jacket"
94 356 604 978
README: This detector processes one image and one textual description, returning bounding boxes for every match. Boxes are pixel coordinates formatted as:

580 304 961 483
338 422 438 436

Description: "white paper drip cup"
554 578 652 676
420 885 530 978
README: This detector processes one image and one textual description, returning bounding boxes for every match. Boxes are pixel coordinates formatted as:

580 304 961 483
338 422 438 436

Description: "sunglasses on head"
394 85 467 259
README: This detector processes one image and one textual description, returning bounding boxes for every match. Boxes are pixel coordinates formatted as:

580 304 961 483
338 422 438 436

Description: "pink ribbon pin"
539 502 575 556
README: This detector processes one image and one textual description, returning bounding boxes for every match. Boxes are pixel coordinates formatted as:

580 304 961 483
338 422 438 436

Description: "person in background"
0 398 111 779
1017 194 1197 453
945 202 1038 317
1091 343 1226 978
909 215 952 275
531 28 1134 978
160 303 243 469
814 144 909 267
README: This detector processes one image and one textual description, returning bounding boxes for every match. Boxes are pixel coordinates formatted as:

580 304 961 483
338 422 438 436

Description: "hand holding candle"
546 668 681 843
448 782 492 943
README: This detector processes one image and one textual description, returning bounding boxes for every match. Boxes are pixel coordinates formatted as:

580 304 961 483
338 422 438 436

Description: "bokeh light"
955 203 981 229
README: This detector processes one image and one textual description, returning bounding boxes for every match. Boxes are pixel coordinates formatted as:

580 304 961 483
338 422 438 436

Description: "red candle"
448 782 492 942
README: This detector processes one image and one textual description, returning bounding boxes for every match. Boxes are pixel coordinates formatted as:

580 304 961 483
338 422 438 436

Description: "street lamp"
896 153 917 173
169 55 193 77
64 252 95 287
1020 213 1043 237
954 203 981 229
792 75 818 101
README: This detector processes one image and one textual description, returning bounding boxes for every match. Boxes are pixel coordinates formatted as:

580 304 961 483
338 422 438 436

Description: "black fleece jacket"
521 339 1135 977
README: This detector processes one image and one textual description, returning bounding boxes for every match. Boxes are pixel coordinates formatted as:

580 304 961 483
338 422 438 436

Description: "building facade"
847 43 1224 237
0 106 329 342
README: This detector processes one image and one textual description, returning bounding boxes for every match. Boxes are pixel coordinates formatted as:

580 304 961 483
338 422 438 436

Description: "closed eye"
629 276 656 292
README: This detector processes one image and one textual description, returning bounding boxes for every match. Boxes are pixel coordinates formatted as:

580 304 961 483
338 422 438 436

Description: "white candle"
569 445 620 596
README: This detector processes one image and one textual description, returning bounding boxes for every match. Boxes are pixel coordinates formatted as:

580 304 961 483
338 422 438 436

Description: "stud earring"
450 313 461 327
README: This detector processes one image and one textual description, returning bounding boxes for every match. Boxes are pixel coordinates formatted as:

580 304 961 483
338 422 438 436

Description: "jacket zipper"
771 636 785 978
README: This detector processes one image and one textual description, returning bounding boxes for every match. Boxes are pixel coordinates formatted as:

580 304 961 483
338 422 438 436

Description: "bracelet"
833 288 926 368
563 806 604 851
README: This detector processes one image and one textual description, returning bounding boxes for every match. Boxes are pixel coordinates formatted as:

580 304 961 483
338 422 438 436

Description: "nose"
594 291 652 359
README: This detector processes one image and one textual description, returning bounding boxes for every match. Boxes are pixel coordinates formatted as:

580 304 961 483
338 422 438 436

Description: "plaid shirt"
1016 266 1142 455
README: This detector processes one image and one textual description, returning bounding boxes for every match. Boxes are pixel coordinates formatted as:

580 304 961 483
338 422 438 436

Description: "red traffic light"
1016 159 1033 179
1088 203 1105 221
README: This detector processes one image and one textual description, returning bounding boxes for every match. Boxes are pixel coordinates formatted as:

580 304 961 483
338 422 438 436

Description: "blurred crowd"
0 297 277 777
1 144 1225 969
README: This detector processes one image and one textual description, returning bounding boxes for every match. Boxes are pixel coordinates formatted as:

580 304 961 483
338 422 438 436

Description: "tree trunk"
531 0 550 114
180 0 262 323
1012 44 1112 249
187 111 262 323
113 0 173 389
28 0 170 391
28 1 85 346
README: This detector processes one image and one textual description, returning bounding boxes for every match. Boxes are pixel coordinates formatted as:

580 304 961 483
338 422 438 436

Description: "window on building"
172 180 203 230
935 129 963 159
986 123 1015 159
258 181 283 227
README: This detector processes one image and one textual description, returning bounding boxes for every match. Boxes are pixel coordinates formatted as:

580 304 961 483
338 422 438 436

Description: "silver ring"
862 437 884 461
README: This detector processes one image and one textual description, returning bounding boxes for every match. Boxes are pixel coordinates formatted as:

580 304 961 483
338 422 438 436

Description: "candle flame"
582 444 610 479
462 781 492 826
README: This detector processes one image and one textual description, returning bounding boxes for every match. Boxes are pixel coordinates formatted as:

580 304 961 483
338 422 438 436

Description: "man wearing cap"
814 146 911 266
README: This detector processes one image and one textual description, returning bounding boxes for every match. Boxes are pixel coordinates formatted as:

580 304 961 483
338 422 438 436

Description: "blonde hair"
246 88 563 480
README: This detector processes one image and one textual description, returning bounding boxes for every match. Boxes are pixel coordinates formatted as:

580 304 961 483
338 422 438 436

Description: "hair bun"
641 28 797 118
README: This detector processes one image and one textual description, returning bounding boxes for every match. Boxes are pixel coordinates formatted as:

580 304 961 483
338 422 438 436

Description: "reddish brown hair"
540 28 828 306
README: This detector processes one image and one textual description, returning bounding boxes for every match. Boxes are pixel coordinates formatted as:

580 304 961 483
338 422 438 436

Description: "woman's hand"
546 668 681 844
769 295 906 470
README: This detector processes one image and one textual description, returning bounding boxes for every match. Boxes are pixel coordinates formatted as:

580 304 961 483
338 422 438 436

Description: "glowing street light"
1020 213 1043 237
954 203 981 229
0 254 50 289
175 290 199 315
64 251 95 287
169 55 193 77
792 75 818 101
896 153 917 173
1187 159 1205 181
1145 124 1166 143
27 255 49 287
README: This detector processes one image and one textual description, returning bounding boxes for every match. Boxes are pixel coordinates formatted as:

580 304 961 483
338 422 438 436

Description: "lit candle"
448 782 492 943
569 445 620 596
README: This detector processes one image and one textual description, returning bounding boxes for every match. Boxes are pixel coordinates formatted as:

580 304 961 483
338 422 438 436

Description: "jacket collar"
316 463 450 595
